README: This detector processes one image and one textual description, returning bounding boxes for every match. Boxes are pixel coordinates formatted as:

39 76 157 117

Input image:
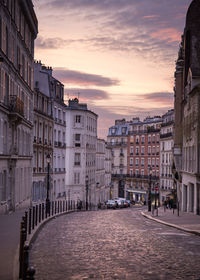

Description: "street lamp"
148 167 152 212
46 154 51 215
109 182 113 199
85 175 89 211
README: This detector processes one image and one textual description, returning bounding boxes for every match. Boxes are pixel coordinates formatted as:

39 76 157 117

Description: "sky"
32 0 191 139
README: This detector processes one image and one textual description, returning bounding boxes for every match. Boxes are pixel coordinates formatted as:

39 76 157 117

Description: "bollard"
42 203 44 220
24 212 28 238
39 204 41 223
26 267 36 280
177 201 180 217
22 244 29 280
32 206 35 230
52 201 54 216
19 225 26 278
35 205 38 226
28 208 32 235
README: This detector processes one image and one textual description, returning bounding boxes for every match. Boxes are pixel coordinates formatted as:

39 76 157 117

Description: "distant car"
115 199 124 208
126 200 131 207
106 200 117 209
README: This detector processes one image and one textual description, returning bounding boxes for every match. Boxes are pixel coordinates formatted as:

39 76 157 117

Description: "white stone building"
0 1 38 213
32 62 54 202
65 98 98 207
159 110 174 204
51 75 66 201
96 138 106 205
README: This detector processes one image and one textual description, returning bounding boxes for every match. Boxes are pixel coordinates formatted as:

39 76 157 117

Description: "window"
148 136 151 143
141 146 144 155
75 115 81 123
130 146 133 155
136 147 139 155
130 158 133 166
75 134 81 141
135 158 139 166
141 158 144 167
148 146 151 155
74 172 80 184
74 153 81 166
141 136 145 144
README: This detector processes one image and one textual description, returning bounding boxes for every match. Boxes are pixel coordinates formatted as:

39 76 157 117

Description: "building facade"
32 62 54 202
96 138 106 205
107 119 129 199
174 0 200 215
159 110 174 204
65 98 98 206
107 116 162 202
127 117 162 203
0 0 38 213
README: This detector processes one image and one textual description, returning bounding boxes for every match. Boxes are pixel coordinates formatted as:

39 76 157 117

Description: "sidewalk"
141 207 200 236
0 209 25 280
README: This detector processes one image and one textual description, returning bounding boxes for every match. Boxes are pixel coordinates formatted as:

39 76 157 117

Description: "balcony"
160 132 172 139
9 95 24 116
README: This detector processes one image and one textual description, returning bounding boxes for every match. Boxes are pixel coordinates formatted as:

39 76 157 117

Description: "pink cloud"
150 28 181 43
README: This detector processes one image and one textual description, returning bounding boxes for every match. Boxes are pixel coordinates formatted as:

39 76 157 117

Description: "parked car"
115 199 124 208
106 200 117 209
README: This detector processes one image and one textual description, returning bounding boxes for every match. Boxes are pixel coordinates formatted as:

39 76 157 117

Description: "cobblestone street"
30 208 200 280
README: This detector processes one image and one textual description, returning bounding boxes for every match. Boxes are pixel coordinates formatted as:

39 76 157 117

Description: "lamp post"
46 154 51 215
109 182 113 200
148 167 152 212
85 175 89 211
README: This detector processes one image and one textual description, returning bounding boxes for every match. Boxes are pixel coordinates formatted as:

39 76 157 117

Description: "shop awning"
127 189 147 194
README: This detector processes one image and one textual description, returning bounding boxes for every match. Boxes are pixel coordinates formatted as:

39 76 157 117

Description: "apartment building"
127 117 162 202
107 119 129 199
107 116 162 202
32 62 54 202
65 98 98 206
105 145 112 200
0 0 38 213
160 110 174 203
96 138 106 205
174 0 200 215
52 73 66 201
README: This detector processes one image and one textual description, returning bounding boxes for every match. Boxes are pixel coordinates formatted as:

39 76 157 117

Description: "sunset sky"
32 0 191 139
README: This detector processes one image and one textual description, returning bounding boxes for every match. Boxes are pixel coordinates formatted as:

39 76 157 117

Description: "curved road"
30 207 200 280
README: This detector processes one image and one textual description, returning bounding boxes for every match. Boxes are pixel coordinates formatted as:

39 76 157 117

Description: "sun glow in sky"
33 0 191 139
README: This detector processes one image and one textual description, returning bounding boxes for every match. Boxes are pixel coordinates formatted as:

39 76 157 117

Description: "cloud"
87 103 173 139
35 36 74 49
64 88 109 100
140 92 174 104
34 0 191 64
53 68 120 87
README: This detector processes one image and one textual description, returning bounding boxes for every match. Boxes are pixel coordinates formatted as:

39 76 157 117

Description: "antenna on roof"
67 92 70 100
77 92 80 100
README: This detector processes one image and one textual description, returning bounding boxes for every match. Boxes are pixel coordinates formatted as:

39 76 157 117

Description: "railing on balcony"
9 95 24 116
160 132 173 139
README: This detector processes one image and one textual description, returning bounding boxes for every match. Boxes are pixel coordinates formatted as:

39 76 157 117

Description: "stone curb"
13 210 76 280
141 211 200 237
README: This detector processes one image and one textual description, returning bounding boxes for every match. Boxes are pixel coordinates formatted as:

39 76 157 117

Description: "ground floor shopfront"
181 173 200 215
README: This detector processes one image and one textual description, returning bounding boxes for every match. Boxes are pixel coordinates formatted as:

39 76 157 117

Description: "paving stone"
30 208 200 280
